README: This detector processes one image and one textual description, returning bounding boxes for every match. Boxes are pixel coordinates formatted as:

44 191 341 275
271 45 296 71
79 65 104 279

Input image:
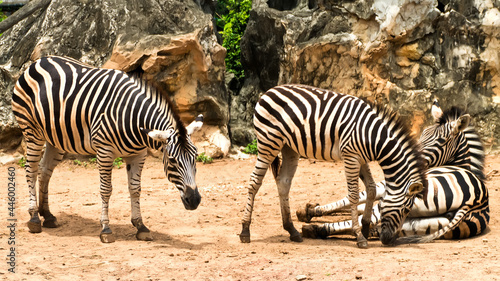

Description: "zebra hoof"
356 240 368 249
43 217 59 228
100 233 116 243
136 230 153 241
240 223 251 243
240 233 251 243
290 233 303 242
301 224 318 239
296 208 310 223
27 219 42 233
296 203 318 223
100 226 115 243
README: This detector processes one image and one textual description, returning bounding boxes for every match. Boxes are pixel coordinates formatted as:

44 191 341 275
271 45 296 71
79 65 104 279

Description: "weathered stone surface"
236 0 500 147
0 0 230 156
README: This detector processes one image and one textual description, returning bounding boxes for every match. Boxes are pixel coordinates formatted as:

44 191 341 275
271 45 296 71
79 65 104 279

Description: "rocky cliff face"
235 0 500 147
1 0 499 156
0 0 230 157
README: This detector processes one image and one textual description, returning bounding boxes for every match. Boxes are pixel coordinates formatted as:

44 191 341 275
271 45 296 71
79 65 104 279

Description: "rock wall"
235 0 500 147
0 0 230 157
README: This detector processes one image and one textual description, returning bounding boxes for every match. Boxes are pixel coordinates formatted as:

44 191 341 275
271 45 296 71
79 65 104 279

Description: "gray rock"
0 0 229 153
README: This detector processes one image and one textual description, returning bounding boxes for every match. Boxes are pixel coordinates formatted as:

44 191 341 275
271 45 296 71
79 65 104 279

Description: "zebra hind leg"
24 138 45 233
123 152 153 241
97 151 116 243
274 145 302 242
240 152 277 243
38 143 65 228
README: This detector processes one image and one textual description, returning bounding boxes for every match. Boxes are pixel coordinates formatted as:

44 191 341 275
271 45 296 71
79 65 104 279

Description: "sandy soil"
1 154 499 280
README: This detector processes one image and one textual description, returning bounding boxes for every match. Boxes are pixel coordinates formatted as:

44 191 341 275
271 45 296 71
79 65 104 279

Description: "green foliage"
196 152 213 164
72 156 122 168
0 1 6 37
18 156 26 168
215 0 252 79
243 139 258 155
113 157 123 169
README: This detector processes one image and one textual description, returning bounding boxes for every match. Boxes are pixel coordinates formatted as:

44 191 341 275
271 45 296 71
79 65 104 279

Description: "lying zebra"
297 102 489 241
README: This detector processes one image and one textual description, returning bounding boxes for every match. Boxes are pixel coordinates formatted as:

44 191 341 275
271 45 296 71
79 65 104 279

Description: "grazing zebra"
12 56 203 243
240 84 426 248
298 102 489 241
301 166 489 241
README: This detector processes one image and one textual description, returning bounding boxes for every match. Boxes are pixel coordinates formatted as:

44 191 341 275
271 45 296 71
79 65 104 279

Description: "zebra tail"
270 156 281 179
397 208 471 245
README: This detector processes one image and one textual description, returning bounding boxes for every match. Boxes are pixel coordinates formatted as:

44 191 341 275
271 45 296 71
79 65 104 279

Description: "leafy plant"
196 152 213 164
215 0 252 79
243 139 258 155
113 157 123 168
18 156 26 168
0 1 6 37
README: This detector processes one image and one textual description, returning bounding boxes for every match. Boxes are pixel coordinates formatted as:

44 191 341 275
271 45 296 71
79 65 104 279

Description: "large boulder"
0 0 230 157
236 0 500 146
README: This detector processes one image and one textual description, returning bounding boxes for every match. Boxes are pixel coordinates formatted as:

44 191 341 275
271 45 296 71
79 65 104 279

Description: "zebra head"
145 115 204 210
419 101 471 169
379 181 424 245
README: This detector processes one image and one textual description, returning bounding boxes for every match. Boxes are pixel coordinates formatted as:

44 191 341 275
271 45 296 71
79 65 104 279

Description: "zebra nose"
380 224 398 245
181 186 201 210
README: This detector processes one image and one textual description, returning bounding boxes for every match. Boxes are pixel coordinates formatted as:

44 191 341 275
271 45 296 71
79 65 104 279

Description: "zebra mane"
368 101 428 191
436 106 464 124
437 106 485 179
128 69 189 149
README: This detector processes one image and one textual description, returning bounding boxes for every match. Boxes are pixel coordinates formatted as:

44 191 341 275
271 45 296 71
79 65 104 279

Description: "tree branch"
0 0 51 34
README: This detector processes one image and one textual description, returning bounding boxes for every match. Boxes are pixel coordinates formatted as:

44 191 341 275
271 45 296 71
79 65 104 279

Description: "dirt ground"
1 153 499 280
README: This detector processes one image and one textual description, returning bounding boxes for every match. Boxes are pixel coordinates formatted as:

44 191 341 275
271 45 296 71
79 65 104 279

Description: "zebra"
239 84 427 248
298 102 489 241
12 56 203 243
301 166 489 241
420 100 484 179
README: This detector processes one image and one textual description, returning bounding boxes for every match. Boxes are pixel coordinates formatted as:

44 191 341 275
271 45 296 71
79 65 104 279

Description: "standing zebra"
298 102 489 241
240 84 426 248
12 56 203 243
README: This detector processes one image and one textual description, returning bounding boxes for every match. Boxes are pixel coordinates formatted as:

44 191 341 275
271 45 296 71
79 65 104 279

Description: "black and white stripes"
12 56 203 242
299 102 489 242
240 84 426 247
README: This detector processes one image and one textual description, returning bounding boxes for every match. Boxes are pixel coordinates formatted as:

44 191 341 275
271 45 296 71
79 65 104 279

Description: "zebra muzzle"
181 186 201 210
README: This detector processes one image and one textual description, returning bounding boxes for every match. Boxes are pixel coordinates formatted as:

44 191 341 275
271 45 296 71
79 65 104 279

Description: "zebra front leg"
359 164 377 239
240 154 273 243
97 153 115 243
274 145 302 242
344 157 367 248
38 143 65 228
124 152 153 241
25 138 45 233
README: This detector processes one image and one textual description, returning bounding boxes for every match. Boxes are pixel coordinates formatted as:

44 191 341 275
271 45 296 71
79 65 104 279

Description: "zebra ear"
142 127 175 142
452 114 470 135
431 100 443 122
186 114 204 135
407 182 424 197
